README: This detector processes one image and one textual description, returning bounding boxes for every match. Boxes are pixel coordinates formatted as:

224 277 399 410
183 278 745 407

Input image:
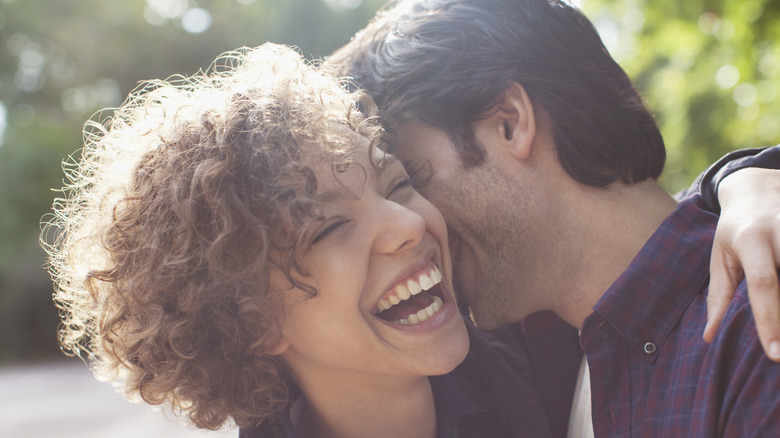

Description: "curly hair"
41 43 383 429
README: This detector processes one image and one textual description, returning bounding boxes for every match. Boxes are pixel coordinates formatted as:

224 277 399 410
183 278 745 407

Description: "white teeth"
377 299 391 311
407 279 423 296
431 266 442 283
396 284 411 300
394 296 444 325
433 295 443 310
419 274 433 290
376 265 445 314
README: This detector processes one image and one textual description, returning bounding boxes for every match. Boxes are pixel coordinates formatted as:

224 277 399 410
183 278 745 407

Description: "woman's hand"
705 167 780 361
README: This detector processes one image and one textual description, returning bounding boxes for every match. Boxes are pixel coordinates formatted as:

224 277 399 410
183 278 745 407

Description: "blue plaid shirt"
581 195 780 437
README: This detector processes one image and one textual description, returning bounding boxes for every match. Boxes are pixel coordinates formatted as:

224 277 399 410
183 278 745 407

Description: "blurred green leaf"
582 0 780 191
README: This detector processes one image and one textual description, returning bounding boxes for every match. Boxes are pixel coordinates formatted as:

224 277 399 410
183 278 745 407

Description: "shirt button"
643 341 657 354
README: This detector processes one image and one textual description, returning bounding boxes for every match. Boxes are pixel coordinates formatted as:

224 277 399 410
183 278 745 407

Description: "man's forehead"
390 121 447 161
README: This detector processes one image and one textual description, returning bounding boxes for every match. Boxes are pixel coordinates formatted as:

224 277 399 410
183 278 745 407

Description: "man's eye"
311 220 347 244
403 159 433 189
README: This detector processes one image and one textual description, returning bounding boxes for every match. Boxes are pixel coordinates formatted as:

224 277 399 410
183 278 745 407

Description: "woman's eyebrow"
313 156 401 203
314 188 356 203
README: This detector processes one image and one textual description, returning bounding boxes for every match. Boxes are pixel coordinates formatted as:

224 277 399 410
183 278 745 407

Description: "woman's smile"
373 261 459 332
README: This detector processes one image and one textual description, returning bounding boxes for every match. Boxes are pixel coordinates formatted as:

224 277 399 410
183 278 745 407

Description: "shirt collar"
583 195 718 357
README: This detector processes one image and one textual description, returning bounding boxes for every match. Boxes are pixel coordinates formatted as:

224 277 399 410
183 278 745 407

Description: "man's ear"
486 82 536 161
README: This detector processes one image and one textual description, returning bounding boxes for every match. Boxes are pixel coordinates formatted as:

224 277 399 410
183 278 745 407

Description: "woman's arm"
692 146 780 361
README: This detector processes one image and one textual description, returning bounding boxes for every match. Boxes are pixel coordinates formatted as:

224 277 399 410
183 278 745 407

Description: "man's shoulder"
704 277 759 356
685 276 780 435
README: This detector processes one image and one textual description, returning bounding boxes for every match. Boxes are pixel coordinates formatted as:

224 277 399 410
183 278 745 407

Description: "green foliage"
580 0 780 191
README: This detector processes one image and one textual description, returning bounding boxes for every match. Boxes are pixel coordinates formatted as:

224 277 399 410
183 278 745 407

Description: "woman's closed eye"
311 218 350 245
388 176 414 197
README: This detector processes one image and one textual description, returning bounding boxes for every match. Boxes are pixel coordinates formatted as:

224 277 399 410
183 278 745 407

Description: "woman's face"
272 136 469 384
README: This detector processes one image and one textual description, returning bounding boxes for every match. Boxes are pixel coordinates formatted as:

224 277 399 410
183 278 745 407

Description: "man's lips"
374 264 446 325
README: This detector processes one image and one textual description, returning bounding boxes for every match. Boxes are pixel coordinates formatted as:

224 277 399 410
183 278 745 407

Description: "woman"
44 43 550 437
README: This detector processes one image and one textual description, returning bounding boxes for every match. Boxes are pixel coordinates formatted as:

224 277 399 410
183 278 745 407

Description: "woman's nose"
372 199 426 254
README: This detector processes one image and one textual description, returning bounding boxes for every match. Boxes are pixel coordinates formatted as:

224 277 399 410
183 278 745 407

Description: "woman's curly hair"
41 43 383 429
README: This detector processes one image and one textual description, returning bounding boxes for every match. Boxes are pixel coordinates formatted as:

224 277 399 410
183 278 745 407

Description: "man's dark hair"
329 0 666 186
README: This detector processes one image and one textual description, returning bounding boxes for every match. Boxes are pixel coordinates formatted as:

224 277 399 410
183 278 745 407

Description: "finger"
740 242 780 362
705 243 742 343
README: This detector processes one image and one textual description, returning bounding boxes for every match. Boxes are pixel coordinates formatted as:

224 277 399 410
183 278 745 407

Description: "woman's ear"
264 333 290 356
484 82 537 161
264 271 296 356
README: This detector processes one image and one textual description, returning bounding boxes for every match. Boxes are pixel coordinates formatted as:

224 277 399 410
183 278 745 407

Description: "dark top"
690 144 780 212
239 323 553 438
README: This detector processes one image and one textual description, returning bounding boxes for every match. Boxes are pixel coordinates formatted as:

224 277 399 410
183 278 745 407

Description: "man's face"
392 120 546 329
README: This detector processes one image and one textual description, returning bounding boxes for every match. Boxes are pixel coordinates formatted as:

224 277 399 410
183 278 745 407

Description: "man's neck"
551 179 678 329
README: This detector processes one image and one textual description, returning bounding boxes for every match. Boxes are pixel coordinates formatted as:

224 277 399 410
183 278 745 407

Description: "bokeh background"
0 0 778 433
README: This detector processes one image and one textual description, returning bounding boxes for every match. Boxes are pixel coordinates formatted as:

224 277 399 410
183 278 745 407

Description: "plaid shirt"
519 145 780 438
581 195 780 437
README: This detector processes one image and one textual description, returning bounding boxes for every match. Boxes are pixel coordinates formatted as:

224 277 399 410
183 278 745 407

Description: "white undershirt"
566 356 595 438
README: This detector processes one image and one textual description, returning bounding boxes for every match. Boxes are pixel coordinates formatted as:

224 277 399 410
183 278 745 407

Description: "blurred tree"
579 0 780 190
0 0 778 362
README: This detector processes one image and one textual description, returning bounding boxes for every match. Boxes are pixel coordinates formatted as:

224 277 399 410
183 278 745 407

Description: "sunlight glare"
181 8 212 34
322 0 363 13
0 101 6 149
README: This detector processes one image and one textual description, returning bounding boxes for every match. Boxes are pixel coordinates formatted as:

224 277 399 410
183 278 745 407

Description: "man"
328 0 780 436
